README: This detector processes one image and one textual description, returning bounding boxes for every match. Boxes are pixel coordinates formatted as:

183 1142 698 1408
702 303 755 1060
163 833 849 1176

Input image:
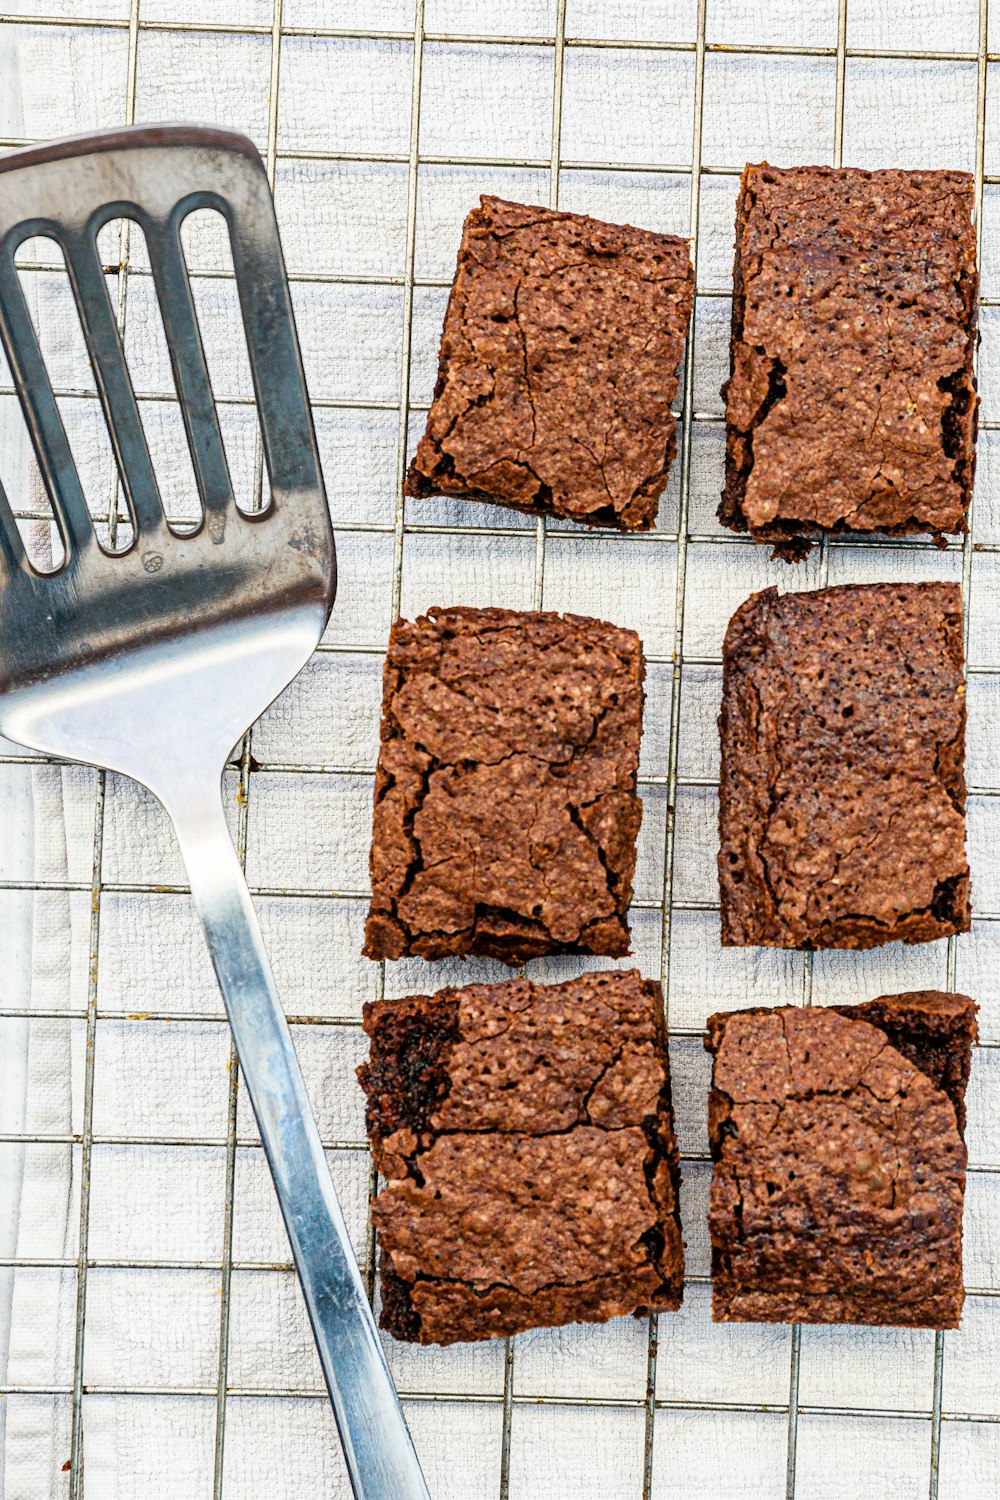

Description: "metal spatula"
0 124 429 1500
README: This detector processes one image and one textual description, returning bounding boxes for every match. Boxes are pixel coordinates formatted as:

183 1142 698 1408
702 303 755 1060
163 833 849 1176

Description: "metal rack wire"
0 2 999 1498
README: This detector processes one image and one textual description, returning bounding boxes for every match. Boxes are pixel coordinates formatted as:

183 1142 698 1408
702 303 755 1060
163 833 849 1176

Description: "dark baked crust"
405 195 694 531
363 606 644 966
718 583 970 950
832 989 978 1134
705 998 974 1328
358 969 684 1344
720 164 978 560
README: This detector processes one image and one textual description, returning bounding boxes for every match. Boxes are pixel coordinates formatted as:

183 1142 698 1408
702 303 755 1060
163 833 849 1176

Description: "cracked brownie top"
718 582 970 950
719 164 978 560
358 968 683 1344
363 605 644 966
706 998 975 1328
404 195 694 532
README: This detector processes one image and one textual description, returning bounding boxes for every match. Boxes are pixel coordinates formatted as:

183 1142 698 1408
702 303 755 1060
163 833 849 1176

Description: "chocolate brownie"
358 969 684 1344
363 606 644 966
720 164 978 560
404 195 694 531
719 583 970 949
706 994 977 1327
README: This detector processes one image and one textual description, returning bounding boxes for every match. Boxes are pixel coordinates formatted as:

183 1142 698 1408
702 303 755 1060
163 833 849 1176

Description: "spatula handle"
169 789 431 1500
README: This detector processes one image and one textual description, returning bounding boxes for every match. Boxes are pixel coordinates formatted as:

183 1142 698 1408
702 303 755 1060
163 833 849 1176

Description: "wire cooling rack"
2 2 1000 1497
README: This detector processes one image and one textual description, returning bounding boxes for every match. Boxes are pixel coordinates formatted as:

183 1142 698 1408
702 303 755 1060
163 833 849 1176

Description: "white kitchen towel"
3 1 1000 1498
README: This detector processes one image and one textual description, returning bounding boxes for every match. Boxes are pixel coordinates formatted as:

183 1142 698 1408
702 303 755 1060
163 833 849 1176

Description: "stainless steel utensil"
0 124 429 1500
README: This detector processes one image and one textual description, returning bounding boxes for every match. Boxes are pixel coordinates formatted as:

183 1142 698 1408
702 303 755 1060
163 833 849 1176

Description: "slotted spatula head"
0 123 335 785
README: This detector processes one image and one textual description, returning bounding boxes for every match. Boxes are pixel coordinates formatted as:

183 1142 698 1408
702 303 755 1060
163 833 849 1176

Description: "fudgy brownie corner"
363 605 645 966
718 582 970 950
404 194 694 532
706 994 976 1328
831 989 979 1134
720 164 978 560
357 968 684 1345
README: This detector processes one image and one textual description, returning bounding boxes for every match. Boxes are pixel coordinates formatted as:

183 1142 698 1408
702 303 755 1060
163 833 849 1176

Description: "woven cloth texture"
3 1 1000 1497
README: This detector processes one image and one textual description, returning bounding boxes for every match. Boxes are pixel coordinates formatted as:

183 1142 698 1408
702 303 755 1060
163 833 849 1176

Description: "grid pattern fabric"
2 1 1000 1497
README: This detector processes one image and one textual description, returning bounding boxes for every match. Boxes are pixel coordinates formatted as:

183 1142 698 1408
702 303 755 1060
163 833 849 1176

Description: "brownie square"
363 606 644 966
404 195 694 532
358 969 684 1344
720 164 978 559
719 583 970 950
706 993 977 1328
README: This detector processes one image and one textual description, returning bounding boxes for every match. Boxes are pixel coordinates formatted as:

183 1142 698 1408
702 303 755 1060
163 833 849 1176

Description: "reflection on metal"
0 122 428 1500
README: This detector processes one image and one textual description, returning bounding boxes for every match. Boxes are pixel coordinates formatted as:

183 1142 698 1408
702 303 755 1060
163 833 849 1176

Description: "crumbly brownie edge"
640 976 685 1313
357 989 461 1147
716 587 755 946
718 165 979 562
399 1267 673 1346
599 972 687 1321
718 166 764 536
378 1253 423 1343
715 1285 964 1329
833 990 978 1136
718 165 809 560
357 988 463 1345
